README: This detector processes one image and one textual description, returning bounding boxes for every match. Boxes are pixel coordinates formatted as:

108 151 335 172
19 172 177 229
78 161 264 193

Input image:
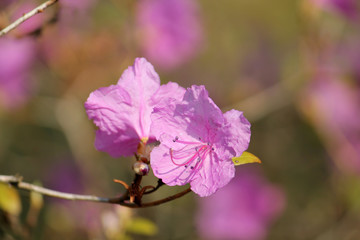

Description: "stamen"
170 145 207 167
168 137 215 182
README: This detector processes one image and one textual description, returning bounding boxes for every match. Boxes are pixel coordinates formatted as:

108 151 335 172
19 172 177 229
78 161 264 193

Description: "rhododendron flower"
136 0 203 70
150 85 251 197
85 58 185 157
196 166 285 240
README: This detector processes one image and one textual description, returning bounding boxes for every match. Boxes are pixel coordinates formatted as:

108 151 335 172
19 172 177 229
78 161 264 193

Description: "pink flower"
310 0 359 20
0 37 36 109
150 85 251 197
136 0 203 70
196 165 286 240
302 74 360 174
85 58 185 157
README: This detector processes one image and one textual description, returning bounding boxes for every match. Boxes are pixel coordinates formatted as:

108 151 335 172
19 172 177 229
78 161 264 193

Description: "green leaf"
232 151 261 166
126 217 158 236
0 183 21 216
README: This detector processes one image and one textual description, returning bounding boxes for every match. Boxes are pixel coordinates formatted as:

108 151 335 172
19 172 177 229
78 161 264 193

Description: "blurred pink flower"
0 37 36 109
196 165 286 240
150 85 251 197
136 0 203 71
302 75 360 174
311 0 359 20
85 58 185 157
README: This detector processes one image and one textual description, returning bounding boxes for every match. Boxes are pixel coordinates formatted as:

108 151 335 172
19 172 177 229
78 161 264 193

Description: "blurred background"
1 0 360 239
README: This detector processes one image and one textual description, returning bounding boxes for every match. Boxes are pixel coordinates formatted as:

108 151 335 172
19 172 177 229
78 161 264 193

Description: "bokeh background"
1 0 360 239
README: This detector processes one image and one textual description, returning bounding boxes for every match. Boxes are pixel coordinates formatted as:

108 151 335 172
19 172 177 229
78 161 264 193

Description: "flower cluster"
85 58 252 196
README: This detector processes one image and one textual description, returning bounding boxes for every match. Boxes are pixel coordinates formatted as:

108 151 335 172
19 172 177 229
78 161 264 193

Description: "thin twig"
0 175 110 203
144 179 164 194
0 0 58 37
0 175 192 208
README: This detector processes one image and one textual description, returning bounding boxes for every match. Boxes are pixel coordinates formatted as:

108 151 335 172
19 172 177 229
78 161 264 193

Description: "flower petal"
214 109 251 158
190 152 235 197
85 58 176 157
151 135 199 186
151 85 224 142
117 58 161 138
85 84 140 156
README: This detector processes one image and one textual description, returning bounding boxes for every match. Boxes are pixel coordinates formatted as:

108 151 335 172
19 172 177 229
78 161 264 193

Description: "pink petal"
151 85 224 142
117 58 161 138
151 137 198 186
190 152 235 197
217 109 251 157
85 84 140 156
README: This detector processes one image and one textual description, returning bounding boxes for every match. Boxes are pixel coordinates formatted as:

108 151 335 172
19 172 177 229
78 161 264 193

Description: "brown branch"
0 0 58 37
143 179 164 194
0 175 192 208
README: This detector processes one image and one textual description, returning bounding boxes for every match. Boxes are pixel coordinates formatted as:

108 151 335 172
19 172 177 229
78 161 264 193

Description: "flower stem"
0 174 192 208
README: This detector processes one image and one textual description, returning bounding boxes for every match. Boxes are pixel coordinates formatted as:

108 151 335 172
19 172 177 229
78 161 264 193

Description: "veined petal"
215 109 251 158
178 85 224 142
151 85 224 142
191 153 235 197
150 81 186 108
85 84 141 157
117 58 161 138
95 129 140 157
85 85 131 134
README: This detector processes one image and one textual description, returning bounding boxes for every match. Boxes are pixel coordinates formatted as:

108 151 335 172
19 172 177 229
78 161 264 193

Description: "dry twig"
0 0 58 37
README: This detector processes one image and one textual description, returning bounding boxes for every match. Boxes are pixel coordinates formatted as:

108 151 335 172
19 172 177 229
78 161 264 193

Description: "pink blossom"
85 58 185 157
311 0 359 20
302 74 360 174
150 85 251 197
196 165 286 240
136 0 203 70
0 37 36 109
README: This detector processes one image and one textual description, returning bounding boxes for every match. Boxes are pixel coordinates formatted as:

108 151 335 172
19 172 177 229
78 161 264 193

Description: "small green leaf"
0 183 21 216
126 217 158 236
232 151 261 166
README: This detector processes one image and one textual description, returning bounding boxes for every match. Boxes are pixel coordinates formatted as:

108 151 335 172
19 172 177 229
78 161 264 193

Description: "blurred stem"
0 0 58 37
0 175 192 208
223 83 293 122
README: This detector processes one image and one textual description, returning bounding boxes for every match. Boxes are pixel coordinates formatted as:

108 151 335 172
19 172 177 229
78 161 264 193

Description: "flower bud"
133 161 150 176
